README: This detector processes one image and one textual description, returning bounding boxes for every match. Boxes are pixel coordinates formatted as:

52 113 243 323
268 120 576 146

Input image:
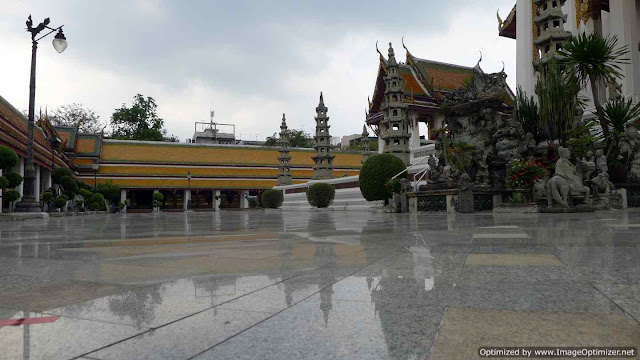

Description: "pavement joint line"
427 305 450 360
589 282 640 325
184 247 405 360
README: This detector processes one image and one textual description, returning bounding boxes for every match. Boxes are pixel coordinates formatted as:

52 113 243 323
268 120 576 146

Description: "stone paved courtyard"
0 210 639 359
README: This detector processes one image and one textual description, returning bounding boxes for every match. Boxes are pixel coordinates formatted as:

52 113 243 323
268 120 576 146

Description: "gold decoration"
532 1 540 62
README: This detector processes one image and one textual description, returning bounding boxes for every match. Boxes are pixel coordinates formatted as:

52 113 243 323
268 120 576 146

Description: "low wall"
273 176 384 211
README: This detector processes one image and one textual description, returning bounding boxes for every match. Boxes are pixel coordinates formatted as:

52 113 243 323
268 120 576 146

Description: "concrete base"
0 212 49 222
13 200 42 213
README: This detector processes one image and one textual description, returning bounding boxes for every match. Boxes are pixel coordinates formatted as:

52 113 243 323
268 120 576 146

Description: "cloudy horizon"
0 0 517 142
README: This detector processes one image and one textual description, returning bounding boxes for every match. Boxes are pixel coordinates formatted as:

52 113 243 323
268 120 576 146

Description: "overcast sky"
0 0 517 142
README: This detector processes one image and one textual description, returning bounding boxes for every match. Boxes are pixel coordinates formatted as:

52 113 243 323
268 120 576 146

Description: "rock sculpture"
595 149 608 175
456 173 474 213
473 141 489 186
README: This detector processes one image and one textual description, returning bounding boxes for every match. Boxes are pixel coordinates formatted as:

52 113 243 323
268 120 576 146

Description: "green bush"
52 167 72 185
5 172 23 189
118 202 126 209
152 192 164 202
54 197 68 208
42 191 54 203
261 189 284 209
306 183 335 208
0 146 19 170
64 190 76 200
4 190 21 202
0 176 8 189
91 201 101 210
60 175 79 193
359 154 407 201
97 181 120 202
79 189 93 199
91 193 105 204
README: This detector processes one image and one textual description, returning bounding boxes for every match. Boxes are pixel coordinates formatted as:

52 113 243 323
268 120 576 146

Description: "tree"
109 94 173 142
559 32 629 143
265 129 313 148
49 103 103 133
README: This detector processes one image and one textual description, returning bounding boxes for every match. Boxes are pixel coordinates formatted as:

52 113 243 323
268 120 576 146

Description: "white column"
408 111 421 150
240 190 249 209
120 189 127 212
213 190 220 211
34 165 40 202
516 0 536 98
44 169 51 190
153 189 160 212
378 136 385 154
17 156 25 196
0 169 3 214
609 0 640 99
184 189 191 211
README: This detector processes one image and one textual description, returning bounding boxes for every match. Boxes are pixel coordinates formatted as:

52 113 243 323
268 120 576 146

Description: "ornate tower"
381 43 411 165
533 0 572 68
312 92 334 179
361 124 371 164
277 113 293 185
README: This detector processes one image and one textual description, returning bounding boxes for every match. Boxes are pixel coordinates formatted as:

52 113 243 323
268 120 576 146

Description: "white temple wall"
516 0 537 98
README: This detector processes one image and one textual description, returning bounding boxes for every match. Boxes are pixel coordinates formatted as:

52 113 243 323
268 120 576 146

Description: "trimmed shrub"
79 189 93 199
64 190 76 200
60 175 79 193
91 201 101 210
4 190 21 202
52 167 72 185
97 182 120 202
152 192 164 202
261 189 284 209
54 197 68 208
359 154 407 201
42 191 54 203
0 176 8 189
118 202 126 209
91 193 105 204
5 172 23 189
0 146 19 170
306 183 335 208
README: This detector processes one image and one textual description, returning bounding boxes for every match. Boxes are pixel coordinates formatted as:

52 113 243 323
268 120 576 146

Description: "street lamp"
15 15 67 213
92 163 99 191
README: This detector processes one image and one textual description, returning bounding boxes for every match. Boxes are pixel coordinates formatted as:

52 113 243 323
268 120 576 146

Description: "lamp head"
52 28 67 53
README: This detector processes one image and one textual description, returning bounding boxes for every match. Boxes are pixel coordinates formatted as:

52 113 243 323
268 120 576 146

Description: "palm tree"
601 97 640 160
559 32 629 141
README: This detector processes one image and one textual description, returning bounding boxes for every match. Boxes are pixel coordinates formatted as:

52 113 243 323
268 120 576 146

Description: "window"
392 81 397 87
544 22 549 31
393 139 400 145
556 43 562 51
552 1 557 8
543 3 548 10
393 124 399 131
392 110 398 116
553 20 560 28
545 45 550 53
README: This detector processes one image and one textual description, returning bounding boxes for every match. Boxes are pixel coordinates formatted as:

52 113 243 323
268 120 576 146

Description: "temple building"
0 94 361 212
498 0 640 106
365 40 513 170
312 92 335 180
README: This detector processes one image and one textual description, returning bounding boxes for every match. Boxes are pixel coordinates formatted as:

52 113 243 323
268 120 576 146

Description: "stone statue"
244 193 259 208
620 127 640 180
473 141 489 186
547 147 591 207
456 173 474 213
400 178 413 194
595 149 608 175
583 151 596 180
591 172 615 194
523 132 537 158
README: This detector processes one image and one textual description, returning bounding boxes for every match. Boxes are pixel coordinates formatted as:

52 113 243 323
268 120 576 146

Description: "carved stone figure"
473 141 489 185
244 193 259 208
595 149 608 175
547 147 591 207
620 127 640 180
591 172 615 194
456 173 474 213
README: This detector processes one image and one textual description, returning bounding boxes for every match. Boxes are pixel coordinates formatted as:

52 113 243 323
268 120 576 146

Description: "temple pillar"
213 190 221 211
184 189 191 211
34 165 40 202
408 111 421 150
120 189 127 212
609 0 640 99
17 157 24 197
516 0 537 98
240 190 249 209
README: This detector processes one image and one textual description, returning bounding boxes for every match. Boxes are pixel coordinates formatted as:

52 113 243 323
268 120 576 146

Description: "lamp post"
15 15 67 213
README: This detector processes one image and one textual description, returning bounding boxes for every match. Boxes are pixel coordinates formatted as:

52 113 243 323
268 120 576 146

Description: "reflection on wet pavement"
0 210 639 359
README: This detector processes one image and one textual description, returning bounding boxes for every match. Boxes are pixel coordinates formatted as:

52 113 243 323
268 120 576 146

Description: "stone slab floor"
0 210 639 359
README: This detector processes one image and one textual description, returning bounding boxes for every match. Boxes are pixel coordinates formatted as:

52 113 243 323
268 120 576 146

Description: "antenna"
209 99 215 124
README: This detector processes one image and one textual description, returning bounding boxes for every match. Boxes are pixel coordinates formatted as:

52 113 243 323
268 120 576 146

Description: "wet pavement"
0 209 639 359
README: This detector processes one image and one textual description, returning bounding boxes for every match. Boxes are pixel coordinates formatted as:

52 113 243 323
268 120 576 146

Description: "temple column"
120 189 127 212
0 169 3 214
240 190 249 209
184 189 191 211
34 165 40 202
408 111 421 150
609 0 640 99
17 157 25 197
213 190 221 211
516 0 537 98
